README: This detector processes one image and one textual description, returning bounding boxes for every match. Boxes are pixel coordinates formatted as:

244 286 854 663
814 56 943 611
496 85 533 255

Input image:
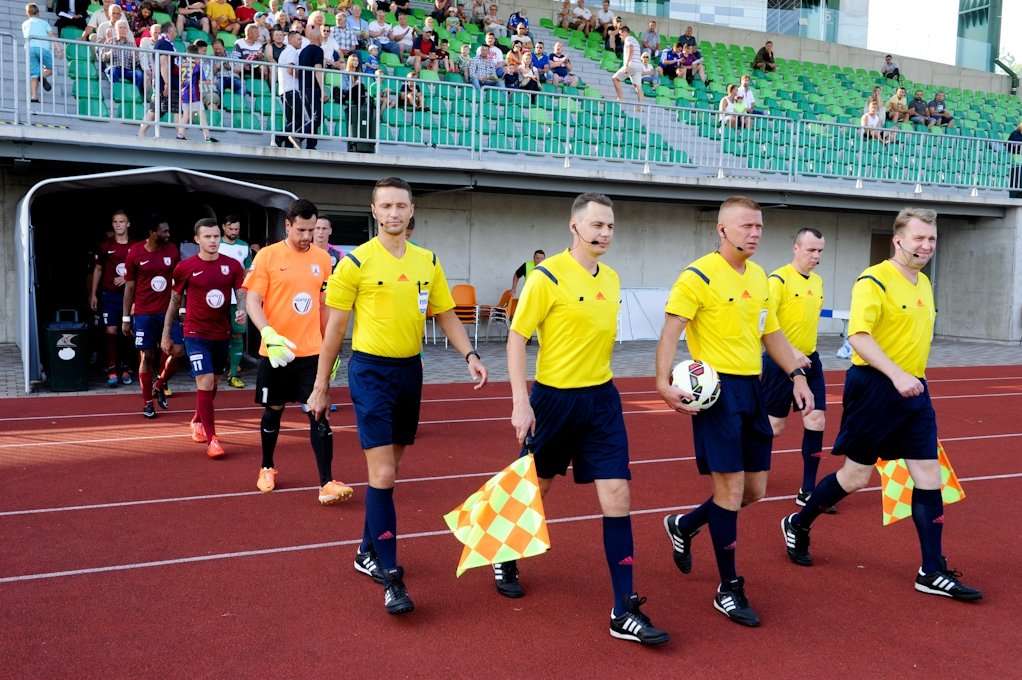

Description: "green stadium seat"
60 26 85 39
116 102 146 121
73 78 102 98
231 112 263 130
68 60 98 79
77 97 109 117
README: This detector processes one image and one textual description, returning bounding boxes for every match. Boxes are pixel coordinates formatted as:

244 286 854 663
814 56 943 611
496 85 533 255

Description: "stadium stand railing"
1 32 21 124
10 33 1022 197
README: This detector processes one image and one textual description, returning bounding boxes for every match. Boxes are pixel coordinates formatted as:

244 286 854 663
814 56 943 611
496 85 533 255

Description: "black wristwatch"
465 350 480 363
789 367 807 380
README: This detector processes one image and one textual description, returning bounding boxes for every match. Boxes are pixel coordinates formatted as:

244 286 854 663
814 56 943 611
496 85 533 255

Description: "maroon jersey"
124 242 180 315
96 237 137 293
172 254 246 340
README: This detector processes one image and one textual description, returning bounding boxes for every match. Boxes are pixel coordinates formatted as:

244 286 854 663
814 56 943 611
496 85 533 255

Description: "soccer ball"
670 360 721 410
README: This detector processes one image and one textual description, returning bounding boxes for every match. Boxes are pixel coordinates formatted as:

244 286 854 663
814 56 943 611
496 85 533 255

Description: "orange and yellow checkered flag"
876 440 965 526
444 454 551 577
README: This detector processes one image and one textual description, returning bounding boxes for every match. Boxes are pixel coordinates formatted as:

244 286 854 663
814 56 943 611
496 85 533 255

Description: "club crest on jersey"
150 276 168 292
163 257 172 266
115 263 127 277
206 289 226 309
312 264 321 276
221 265 230 276
293 292 313 315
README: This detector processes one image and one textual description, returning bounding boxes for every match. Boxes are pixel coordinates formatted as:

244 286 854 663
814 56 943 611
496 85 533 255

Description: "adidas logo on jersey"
397 274 409 281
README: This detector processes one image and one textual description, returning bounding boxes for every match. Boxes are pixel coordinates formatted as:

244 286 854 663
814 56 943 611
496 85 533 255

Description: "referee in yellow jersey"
657 196 814 627
308 177 488 616
782 208 981 601
762 228 834 511
500 193 669 646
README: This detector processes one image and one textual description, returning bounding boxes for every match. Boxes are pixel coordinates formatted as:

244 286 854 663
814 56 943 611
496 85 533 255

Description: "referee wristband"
122 316 131 323
789 367 807 380
465 350 480 363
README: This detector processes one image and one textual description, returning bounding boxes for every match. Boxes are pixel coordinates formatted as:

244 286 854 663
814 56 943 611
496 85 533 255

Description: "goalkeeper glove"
261 325 297 368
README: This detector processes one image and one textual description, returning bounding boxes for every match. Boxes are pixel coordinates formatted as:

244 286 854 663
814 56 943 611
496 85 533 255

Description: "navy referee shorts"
761 350 826 418
692 374 773 475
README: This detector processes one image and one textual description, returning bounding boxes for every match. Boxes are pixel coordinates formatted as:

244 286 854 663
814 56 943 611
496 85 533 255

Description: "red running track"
1 366 1021 678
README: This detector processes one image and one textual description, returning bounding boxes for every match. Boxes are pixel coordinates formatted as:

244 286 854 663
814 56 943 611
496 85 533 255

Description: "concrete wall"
510 0 1012 95
2 173 1019 345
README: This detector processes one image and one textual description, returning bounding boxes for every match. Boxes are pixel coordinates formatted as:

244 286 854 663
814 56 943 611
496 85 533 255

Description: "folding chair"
450 283 480 348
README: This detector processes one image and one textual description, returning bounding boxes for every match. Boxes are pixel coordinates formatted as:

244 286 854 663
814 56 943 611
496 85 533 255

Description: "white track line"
4 391 1022 450
3 374 1020 423
3 431 1021 517
3 471 1020 585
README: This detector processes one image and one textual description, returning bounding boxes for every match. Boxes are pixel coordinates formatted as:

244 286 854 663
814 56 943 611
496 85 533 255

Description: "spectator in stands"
469 44 500 90
678 25 696 48
510 22 533 51
1010 122 1022 199
612 26 643 109
736 73 763 116
177 0 211 37
566 0 595 36
639 52 658 89
430 0 453 23
137 22 180 138
680 43 710 86
504 40 523 87
606 16 624 56
55 0 89 34
927 91 954 128
179 43 220 142
518 52 541 97
507 8 530 35
435 38 453 72
880 54 900 83
138 21 160 89
456 42 472 79
321 24 341 67
532 41 551 83
556 0 573 26
81 0 115 41
233 22 265 82
368 10 398 55
23 3 60 103
208 0 240 36
363 43 382 74
861 99 891 144
130 2 156 43
445 6 466 35
751 40 775 72
908 89 936 129
470 0 487 27
407 28 438 74
298 25 327 149
480 31 505 77
864 85 886 124
400 74 427 109
293 5 309 30
236 0 258 27
213 38 246 95
483 4 506 38
640 20 660 57
886 86 910 124
275 29 303 148
282 0 304 18
349 6 370 46
103 19 146 93
549 41 577 87
595 0 615 38
338 53 365 102
390 0 412 18
193 38 221 109
719 83 745 129
94 2 125 43
331 12 359 61
265 26 288 64
658 42 683 81
390 12 415 59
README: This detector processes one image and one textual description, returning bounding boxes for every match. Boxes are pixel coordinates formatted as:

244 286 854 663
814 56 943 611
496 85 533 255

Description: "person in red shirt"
163 218 247 459
122 215 184 418
90 209 138 387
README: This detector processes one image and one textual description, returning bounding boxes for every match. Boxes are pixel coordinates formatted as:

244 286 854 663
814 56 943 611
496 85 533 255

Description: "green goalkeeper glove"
260 325 297 368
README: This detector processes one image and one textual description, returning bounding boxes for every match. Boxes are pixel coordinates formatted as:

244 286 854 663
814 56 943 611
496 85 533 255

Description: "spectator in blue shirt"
23 3 60 103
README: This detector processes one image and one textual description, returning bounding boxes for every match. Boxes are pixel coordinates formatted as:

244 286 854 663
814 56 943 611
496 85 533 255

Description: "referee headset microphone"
572 223 601 246
895 238 923 260
719 227 744 252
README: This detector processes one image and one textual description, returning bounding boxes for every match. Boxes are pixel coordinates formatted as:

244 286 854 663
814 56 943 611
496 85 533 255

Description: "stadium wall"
3 170 1019 347
515 0 1012 95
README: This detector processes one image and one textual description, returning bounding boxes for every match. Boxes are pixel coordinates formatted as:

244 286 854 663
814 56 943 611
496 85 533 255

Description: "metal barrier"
1 32 21 123
12 33 1022 196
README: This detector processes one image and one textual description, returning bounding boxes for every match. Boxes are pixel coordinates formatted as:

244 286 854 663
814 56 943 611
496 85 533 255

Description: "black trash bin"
46 309 90 392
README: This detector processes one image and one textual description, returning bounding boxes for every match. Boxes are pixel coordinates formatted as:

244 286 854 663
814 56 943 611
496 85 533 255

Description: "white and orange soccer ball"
670 359 721 410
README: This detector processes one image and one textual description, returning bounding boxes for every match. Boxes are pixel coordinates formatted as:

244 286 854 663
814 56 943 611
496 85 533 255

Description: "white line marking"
4 431 1022 516
3 471 1019 585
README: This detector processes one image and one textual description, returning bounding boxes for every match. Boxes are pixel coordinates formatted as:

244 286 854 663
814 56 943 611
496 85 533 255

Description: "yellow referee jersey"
326 238 456 358
848 260 934 378
768 263 823 355
665 252 779 376
510 249 620 389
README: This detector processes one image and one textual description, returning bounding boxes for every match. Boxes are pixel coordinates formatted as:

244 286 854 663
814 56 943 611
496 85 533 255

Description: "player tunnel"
15 166 297 394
